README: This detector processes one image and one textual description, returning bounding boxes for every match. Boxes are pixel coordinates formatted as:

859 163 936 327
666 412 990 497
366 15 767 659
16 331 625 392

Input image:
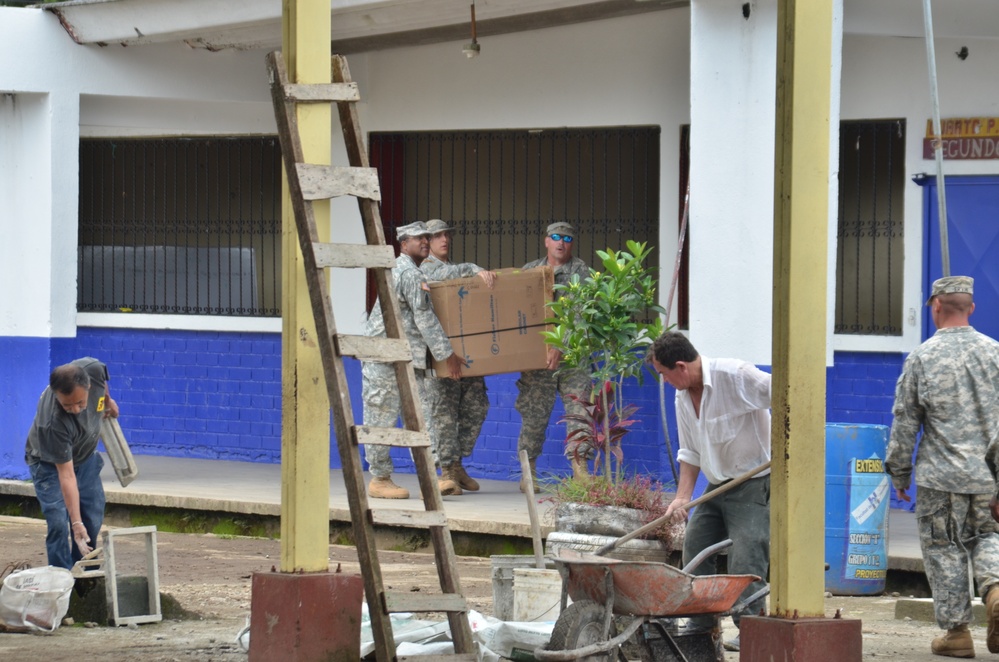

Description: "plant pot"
545 531 679 565
553 502 685 552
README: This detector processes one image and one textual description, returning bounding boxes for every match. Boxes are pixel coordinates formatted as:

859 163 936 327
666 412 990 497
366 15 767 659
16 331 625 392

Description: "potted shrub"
540 241 681 560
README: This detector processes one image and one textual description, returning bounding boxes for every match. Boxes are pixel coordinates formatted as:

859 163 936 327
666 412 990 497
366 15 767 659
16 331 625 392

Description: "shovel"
593 460 772 557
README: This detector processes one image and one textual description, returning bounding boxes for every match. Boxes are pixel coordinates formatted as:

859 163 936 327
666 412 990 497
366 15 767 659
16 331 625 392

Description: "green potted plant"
540 241 681 558
543 239 665 482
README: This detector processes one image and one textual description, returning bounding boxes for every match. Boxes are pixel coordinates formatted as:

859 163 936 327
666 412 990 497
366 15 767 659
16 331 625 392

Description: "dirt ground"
0 515 987 661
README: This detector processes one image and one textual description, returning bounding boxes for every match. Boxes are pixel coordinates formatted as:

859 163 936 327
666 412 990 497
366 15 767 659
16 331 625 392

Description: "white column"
689 0 778 364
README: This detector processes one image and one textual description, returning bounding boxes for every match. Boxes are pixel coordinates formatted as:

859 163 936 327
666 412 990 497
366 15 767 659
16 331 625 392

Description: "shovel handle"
594 460 772 556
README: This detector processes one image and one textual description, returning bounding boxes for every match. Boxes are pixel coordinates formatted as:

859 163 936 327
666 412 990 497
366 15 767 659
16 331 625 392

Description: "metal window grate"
835 120 906 335
370 126 661 279
78 136 282 317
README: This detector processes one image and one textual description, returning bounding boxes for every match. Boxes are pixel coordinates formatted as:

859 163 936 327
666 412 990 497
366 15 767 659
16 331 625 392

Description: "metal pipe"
922 0 950 276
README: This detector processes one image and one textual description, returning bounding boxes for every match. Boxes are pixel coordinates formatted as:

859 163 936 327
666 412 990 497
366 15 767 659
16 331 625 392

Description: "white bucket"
511 567 565 623
490 555 554 621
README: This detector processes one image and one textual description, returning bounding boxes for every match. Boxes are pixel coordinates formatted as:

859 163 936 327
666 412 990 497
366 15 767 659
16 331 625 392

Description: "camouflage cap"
546 222 575 237
926 275 974 304
396 221 432 240
426 219 453 234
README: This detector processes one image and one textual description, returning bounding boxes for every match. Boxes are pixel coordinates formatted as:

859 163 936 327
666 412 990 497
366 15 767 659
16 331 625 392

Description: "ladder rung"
281 81 360 102
383 591 467 614
370 509 448 528
314 242 396 269
297 163 381 201
399 656 478 662
337 335 412 362
355 425 430 448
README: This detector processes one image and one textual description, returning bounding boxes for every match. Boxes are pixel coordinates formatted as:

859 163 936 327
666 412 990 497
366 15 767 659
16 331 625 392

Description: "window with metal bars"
78 136 282 317
835 120 906 335
368 126 661 304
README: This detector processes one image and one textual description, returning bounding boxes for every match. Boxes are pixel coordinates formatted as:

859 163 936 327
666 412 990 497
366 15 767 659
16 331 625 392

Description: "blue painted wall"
1 328 914 510
0 337 54 479
826 350 910 511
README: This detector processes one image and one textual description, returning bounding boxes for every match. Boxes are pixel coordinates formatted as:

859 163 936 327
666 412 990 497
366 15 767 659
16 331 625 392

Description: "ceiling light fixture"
462 1 480 58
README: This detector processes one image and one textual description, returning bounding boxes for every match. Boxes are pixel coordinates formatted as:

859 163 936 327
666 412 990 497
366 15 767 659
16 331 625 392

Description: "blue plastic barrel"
825 423 891 595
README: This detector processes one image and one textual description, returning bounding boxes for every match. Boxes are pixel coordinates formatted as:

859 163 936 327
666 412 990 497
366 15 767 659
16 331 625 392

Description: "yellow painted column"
770 0 833 617
280 0 332 573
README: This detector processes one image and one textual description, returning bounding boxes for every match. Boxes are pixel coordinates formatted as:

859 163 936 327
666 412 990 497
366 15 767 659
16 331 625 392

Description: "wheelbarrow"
534 462 773 661
534 540 768 662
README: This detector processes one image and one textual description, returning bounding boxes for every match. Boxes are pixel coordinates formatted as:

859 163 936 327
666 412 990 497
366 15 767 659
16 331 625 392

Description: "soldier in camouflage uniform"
886 275 999 658
420 219 498 494
362 221 464 500
516 221 594 491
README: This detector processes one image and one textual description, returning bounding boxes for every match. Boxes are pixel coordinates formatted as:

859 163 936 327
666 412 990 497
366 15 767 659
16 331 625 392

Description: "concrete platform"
0 453 922 572
896 598 988 625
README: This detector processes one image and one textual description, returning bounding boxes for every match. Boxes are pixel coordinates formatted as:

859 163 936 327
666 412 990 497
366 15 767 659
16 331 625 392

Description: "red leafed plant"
561 380 638 484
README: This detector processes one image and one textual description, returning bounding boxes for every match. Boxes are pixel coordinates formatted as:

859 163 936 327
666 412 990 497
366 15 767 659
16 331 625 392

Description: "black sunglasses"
549 233 573 243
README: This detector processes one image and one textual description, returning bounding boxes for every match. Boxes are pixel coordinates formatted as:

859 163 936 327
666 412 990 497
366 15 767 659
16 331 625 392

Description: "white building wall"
4 4 999 358
339 10 691 332
1 7 275 339
2 7 692 340
838 32 999 354
688 0 779 365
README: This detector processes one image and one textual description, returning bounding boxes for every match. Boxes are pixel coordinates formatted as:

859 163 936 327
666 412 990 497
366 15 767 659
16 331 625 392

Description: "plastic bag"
0 566 75 632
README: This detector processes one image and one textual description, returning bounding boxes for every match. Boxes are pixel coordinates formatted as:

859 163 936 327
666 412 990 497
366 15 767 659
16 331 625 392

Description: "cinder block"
895 597 987 625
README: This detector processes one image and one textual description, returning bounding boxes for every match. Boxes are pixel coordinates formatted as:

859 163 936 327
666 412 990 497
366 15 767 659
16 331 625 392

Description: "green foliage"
543 240 665 386
546 240 667 484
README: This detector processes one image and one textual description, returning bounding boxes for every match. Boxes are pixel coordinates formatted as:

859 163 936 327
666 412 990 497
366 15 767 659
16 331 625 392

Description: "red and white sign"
924 117 999 160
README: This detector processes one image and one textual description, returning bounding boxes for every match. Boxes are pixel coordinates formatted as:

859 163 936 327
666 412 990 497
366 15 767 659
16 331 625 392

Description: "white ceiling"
42 0 999 52
44 0 687 52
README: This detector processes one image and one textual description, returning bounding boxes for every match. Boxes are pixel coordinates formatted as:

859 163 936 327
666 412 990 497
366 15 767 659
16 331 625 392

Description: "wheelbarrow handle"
593 460 772 557
681 539 733 574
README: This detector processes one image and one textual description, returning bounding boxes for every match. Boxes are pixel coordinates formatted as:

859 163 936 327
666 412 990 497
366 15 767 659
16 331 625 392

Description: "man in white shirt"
650 331 772 652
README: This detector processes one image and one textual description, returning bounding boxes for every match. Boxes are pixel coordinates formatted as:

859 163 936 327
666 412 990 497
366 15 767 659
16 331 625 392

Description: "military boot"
452 461 480 492
439 467 463 496
931 624 975 658
987 585 999 653
571 456 590 481
368 476 409 500
520 459 539 494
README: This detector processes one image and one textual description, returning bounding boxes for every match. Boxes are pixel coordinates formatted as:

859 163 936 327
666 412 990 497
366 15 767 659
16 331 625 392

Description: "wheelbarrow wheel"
548 600 619 661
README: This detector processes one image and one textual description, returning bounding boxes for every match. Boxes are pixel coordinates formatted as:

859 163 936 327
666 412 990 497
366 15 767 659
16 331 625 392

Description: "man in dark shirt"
25 358 119 569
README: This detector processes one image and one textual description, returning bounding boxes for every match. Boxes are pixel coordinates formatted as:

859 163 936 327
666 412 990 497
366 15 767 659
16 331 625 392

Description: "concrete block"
741 616 863 662
249 571 364 662
894 597 987 625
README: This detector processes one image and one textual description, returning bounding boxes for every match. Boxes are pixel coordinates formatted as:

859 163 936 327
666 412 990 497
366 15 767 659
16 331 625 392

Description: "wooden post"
279 0 332 573
770 0 832 618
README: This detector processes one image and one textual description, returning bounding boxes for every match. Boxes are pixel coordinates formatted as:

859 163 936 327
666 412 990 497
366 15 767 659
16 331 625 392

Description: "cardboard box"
428 267 553 377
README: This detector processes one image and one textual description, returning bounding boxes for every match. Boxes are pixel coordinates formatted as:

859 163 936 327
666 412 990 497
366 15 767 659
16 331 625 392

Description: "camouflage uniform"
420 253 490 466
516 255 593 461
362 253 455 477
886 325 999 630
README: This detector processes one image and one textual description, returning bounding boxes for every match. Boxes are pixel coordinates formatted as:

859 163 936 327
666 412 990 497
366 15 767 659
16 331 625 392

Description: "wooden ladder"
266 51 476 662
